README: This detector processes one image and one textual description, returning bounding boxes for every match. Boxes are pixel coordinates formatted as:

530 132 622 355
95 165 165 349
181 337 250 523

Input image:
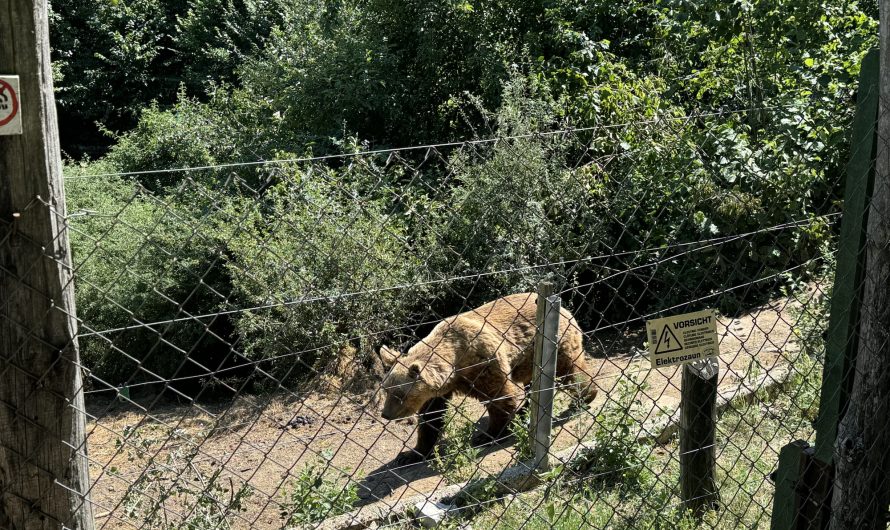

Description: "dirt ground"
84 295 807 530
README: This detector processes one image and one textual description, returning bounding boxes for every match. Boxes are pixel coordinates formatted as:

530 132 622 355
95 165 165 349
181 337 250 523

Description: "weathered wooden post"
529 282 560 472
770 48 879 530
0 0 95 528
828 3 890 525
680 357 719 517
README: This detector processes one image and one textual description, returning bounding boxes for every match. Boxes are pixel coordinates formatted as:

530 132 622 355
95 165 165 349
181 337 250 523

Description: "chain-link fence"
2 92 842 530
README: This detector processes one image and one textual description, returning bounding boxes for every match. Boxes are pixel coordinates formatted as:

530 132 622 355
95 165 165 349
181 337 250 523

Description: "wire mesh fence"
1 101 855 529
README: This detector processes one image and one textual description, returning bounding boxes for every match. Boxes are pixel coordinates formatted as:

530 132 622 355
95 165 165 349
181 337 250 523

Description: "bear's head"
378 345 447 420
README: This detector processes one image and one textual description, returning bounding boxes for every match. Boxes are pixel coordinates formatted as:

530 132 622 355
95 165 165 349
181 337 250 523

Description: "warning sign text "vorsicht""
646 309 719 369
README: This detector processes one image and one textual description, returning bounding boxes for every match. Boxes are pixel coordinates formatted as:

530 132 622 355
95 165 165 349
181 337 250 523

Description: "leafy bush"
50 0 188 146
431 402 482 483
50 0 292 155
217 164 429 386
177 0 290 87
59 0 876 392
102 98 221 189
280 453 359 526
114 425 253 530
65 168 233 388
509 408 533 462
573 376 653 490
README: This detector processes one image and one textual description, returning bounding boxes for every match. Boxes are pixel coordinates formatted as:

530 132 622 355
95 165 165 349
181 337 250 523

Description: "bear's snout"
381 395 413 421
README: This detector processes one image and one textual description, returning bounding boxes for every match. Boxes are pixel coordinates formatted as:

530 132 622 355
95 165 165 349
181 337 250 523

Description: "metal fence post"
529 282 560 472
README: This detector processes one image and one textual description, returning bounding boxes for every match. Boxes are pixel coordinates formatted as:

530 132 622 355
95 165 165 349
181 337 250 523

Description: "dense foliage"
50 0 287 155
58 0 876 390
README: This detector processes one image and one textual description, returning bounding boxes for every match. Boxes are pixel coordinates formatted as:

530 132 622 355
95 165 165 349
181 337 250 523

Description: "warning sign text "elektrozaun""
646 309 719 368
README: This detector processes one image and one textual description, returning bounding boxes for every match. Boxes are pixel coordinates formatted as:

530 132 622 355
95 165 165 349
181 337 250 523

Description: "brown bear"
379 292 597 465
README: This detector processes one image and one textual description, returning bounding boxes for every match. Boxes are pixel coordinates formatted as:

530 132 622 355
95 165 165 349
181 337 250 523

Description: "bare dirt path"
84 296 804 529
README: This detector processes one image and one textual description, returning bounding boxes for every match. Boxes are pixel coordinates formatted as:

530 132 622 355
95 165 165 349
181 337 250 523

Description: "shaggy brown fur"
379 292 597 464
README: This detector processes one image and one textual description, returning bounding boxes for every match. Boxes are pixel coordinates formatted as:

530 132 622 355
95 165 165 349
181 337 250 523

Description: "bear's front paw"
393 450 426 467
471 430 508 448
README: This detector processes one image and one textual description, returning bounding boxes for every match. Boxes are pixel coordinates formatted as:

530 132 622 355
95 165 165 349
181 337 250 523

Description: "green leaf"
546 503 556 522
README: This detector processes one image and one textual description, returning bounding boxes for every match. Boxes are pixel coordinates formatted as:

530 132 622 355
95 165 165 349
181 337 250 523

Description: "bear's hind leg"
557 340 598 406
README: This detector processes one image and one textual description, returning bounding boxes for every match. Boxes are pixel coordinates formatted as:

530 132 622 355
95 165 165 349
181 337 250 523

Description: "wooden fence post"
770 47 879 530
0 0 95 528
813 47 880 466
680 357 719 517
529 282 560 472
828 7 890 525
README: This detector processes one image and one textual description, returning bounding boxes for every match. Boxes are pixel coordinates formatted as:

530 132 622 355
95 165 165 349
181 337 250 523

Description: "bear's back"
410 293 582 388
448 293 545 368
452 292 581 369
455 292 538 335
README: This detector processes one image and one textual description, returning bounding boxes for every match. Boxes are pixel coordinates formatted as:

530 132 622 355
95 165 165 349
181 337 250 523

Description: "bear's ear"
410 361 447 388
379 345 400 368
408 363 421 378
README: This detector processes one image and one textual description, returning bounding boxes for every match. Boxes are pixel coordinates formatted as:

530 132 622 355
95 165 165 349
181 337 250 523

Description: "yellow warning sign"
655 325 682 354
646 309 719 368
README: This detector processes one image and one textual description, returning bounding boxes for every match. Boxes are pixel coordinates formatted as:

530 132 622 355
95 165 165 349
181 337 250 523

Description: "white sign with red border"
0 76 22 136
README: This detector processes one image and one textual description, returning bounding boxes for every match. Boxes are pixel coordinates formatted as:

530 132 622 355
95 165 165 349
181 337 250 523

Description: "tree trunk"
0 1 95 529
829 2 890 527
